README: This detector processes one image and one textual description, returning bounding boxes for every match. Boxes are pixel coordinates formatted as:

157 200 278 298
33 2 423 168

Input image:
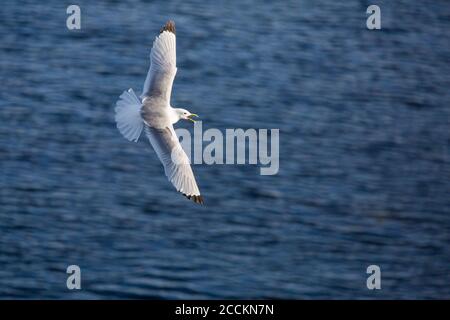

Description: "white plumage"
141 30 177 101
115 88 143 142
114 21 204 204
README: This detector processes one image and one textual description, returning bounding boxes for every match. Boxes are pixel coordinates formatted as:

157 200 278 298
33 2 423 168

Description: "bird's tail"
115 88 144 142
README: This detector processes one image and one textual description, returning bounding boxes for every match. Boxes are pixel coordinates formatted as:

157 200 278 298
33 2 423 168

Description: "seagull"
114 20 204 204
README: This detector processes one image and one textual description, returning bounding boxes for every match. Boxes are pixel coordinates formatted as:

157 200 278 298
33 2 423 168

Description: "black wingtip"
160 20 176 35
184 194 204 205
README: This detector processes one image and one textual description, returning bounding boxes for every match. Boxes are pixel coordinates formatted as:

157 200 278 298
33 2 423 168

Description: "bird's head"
175 108 199 123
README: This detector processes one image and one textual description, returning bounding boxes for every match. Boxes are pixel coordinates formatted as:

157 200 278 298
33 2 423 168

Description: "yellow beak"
187 114 199 122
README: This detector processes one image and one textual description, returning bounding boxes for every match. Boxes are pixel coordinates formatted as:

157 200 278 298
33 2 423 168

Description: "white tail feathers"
115 88 143 142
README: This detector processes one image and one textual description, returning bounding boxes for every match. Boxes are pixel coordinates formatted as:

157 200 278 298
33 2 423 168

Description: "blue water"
0 0 449 299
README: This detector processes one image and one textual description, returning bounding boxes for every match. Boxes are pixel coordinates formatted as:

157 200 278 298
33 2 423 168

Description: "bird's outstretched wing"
145 125 204 204
141 21 177 103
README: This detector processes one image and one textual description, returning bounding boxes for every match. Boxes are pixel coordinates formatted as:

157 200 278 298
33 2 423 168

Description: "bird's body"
115 21 204 204
141 96 179 128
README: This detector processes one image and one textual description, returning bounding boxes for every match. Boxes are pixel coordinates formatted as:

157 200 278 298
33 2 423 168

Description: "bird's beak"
187 114 199 123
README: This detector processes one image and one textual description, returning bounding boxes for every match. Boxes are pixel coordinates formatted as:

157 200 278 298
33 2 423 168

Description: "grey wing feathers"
141 21 177 102
144 125 204 204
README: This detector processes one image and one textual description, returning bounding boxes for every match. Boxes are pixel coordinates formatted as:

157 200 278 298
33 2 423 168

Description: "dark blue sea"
0 0 449 299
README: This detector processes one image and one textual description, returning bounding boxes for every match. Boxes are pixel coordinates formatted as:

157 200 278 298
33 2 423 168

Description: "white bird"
115 21 204 204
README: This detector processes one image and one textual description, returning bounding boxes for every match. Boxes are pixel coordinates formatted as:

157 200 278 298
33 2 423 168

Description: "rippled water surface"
1 0 449 299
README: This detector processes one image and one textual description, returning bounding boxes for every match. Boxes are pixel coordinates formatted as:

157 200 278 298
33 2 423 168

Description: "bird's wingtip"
184 194 204 205
160 20 176 35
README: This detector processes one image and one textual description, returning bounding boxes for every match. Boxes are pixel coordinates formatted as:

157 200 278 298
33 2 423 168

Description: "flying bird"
114 20 204 204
